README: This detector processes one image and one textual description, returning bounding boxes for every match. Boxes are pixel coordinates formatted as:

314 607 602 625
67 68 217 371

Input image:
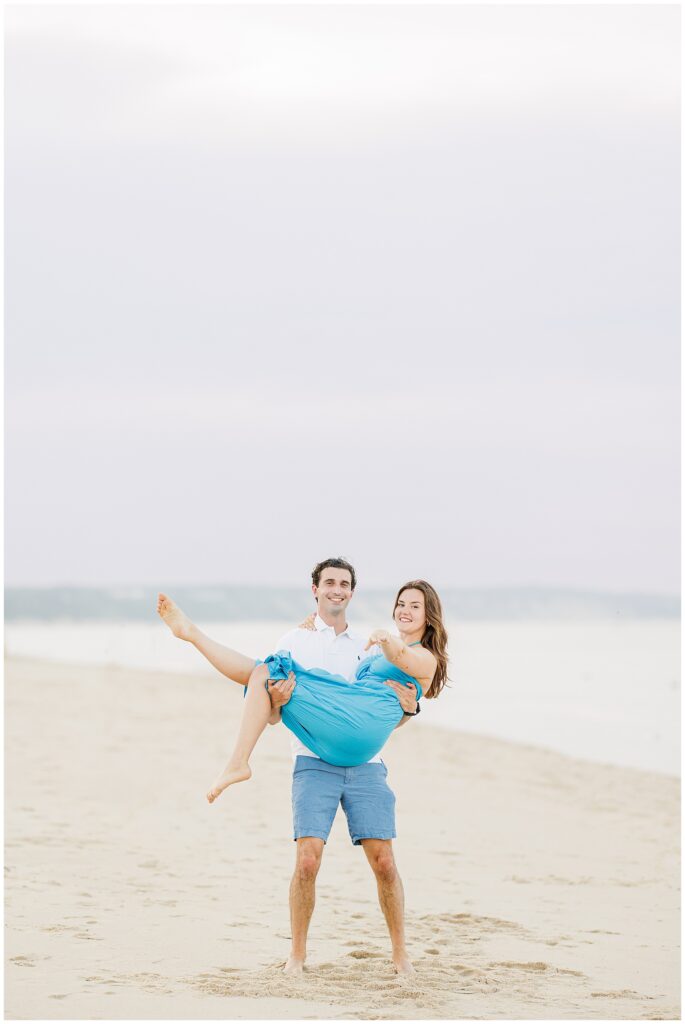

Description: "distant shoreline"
4 585 680 621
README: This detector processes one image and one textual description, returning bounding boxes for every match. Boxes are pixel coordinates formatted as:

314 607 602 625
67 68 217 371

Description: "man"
156 556 418 976
267 557 418 977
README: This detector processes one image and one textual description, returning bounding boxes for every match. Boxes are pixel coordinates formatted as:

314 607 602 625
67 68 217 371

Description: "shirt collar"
314 613 359 639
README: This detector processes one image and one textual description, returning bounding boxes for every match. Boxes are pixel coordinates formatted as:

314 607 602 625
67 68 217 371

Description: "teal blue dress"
261 650 423 767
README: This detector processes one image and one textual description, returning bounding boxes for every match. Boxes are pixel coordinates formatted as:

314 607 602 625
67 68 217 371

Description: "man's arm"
383 680 419 727
265 628 301 725
266 674 295 724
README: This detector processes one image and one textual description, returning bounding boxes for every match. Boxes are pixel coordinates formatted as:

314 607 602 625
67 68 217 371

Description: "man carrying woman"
157 556 448 976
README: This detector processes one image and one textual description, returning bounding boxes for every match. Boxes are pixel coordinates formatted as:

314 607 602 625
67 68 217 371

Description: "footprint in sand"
492 960 585 978
591 989 643 1000
9 956 34 967
492 960 551 972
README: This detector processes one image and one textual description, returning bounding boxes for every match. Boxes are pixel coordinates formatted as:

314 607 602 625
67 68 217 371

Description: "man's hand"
267 671 296 709
384 679 417 715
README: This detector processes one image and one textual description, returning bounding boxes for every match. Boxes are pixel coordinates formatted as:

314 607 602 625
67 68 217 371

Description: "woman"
157 581 448 801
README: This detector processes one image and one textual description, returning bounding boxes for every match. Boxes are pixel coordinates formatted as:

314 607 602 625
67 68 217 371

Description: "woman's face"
394 588 427 635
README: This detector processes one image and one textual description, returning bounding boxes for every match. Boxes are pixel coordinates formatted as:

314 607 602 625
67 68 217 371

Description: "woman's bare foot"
157 593 195 642
206 761 252 803
393 954 416 978
283 957 304 976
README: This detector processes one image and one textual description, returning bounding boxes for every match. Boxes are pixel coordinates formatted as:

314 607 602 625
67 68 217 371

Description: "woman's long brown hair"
393 580 449 699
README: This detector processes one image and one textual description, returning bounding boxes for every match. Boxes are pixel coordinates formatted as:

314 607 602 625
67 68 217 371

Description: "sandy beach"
5 657 680 1020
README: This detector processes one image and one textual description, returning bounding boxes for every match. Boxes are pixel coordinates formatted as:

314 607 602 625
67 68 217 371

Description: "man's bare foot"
393 954 416 978
157 593 195 642
206 762 252 803
283 957 304 976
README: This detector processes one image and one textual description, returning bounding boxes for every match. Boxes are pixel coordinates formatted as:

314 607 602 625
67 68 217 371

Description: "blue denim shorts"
292 755 396 846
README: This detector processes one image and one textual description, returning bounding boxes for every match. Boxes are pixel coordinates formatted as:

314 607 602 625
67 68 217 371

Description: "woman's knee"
248 664 270 687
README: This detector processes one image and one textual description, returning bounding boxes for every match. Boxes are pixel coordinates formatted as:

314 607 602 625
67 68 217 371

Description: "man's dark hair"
312 557 357 591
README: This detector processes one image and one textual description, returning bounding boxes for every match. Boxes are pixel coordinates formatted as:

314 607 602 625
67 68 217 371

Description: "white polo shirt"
275 614 382 764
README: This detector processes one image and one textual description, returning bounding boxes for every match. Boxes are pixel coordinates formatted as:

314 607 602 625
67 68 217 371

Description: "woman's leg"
206 664 273 803
157 593 256 685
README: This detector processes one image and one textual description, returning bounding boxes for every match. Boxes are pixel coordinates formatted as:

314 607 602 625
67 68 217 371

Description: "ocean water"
5 617 679 777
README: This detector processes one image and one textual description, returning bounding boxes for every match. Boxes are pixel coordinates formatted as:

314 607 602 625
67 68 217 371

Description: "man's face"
312 568 354 619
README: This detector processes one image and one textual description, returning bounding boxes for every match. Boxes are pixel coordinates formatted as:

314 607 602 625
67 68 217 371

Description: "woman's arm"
365 630 436 685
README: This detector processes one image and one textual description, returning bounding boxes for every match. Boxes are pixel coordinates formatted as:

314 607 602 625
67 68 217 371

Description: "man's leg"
360 838 414 976
341 763 415 976
287 758 344 974
285 836 325 975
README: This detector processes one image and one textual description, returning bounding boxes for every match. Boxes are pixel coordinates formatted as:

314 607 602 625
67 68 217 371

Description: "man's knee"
366 844 398 884
294 838 324 882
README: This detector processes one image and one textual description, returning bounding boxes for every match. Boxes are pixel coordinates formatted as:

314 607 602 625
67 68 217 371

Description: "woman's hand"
365 629 391 650
298 613 316 631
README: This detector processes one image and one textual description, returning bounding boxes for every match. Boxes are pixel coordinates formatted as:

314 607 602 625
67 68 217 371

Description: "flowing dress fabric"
262 650 423 767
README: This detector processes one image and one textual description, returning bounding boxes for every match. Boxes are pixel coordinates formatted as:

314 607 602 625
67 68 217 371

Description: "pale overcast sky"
5 4 680 591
